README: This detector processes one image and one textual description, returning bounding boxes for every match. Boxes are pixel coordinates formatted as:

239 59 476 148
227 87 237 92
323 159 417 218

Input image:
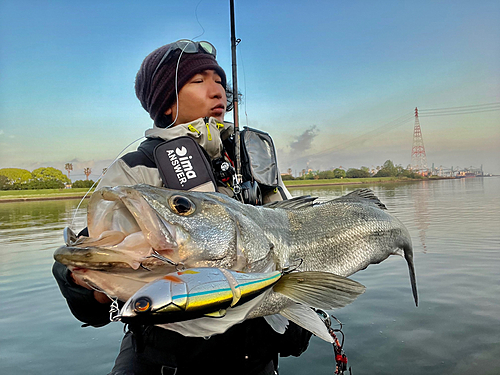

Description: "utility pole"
411 107 428 173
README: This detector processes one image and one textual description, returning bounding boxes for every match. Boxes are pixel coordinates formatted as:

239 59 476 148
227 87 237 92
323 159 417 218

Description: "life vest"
141 117 287 205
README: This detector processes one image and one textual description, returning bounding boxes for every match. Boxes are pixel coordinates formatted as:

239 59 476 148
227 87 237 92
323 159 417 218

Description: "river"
0 178 499 374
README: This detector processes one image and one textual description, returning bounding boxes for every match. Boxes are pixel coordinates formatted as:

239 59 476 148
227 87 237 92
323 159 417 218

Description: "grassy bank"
0 188 93 202
283 176 423 187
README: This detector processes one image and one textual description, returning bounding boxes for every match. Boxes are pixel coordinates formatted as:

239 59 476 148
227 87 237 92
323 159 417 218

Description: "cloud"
289 126 319 155
277 126 320 173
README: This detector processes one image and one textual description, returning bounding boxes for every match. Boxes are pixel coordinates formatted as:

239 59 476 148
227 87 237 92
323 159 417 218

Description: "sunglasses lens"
151 40 217 84
199 41 216 57
176 40 198 53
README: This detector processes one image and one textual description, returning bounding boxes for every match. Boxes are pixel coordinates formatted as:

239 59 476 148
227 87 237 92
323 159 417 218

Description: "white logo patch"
166 146 197 187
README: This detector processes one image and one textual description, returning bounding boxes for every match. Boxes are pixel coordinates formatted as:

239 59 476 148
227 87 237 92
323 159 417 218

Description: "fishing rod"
229 0 242 189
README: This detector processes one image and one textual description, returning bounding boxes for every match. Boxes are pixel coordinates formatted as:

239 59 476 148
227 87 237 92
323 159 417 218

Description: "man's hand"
70 271 111 304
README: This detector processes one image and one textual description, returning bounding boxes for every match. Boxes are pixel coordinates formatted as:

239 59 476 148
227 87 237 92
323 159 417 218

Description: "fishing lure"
118 267 282 324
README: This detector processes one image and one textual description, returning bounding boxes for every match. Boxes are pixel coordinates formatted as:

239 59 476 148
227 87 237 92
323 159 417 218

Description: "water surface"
1 178 499 374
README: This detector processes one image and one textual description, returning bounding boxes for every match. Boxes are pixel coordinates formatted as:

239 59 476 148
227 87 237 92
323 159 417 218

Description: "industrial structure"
411 107 427 173
430 164 484 178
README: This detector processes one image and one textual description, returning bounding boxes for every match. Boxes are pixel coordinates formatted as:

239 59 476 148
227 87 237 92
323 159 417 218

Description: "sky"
0 0 499 180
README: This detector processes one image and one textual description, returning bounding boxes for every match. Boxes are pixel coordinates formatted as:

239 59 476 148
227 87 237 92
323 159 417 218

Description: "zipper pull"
188 124 200 135
206 122 212 141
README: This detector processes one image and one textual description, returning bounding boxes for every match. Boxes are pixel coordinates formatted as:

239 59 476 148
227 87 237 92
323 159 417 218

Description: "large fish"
54 184 417 340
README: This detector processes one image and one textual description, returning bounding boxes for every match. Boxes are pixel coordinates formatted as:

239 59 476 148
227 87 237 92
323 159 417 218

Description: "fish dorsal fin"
331 188 387 210
264 195 318 210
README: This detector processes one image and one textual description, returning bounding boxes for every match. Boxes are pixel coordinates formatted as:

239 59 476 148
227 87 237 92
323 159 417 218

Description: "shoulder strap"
137 138 164 165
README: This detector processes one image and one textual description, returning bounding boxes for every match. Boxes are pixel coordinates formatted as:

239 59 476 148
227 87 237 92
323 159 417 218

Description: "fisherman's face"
165 69 227 125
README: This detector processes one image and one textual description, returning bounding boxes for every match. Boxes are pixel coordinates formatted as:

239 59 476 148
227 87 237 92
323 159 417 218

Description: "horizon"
1 0 499 178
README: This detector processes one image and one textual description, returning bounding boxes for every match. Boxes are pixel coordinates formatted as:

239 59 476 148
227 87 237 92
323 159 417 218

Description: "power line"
419 107 500 117
418 102 500 117
419 102 500 112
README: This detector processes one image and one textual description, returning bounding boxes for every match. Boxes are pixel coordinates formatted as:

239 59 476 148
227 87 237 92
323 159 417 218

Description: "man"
53 40 311 375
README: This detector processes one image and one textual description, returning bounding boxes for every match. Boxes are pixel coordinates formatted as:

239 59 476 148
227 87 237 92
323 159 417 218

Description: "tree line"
1 160 421 190
282 160 423 180
0 167 95 190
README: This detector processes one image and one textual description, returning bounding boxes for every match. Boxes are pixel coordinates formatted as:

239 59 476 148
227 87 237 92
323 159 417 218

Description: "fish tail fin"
402 242 419 307
273 271 365 310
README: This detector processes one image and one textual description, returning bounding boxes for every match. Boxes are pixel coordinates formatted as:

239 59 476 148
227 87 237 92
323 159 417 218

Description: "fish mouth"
54 186 178 270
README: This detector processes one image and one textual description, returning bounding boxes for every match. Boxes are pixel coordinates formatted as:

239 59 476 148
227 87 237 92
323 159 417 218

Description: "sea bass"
54 184 417 339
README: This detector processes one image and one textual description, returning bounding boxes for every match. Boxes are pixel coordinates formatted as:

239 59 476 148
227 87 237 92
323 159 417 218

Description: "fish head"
54 184 250 271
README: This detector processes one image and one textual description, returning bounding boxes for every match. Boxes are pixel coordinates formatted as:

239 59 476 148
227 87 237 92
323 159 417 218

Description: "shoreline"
285 179 417 188
0 177 456 203
284 176 454 188
0 195 91 203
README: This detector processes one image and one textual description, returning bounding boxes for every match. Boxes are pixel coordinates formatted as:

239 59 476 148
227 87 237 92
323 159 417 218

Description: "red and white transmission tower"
411 107 427 172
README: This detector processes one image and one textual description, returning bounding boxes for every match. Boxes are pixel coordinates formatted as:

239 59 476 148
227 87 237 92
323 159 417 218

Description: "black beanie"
135 43 227 128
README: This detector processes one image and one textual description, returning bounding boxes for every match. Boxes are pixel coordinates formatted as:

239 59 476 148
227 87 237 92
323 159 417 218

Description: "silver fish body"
54 184 417 305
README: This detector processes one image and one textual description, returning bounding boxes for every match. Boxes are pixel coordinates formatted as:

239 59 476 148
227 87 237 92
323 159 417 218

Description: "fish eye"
134 297 152 313
169 195 195 216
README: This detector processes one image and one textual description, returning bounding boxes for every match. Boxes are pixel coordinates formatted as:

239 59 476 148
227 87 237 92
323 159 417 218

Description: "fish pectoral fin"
273 271 366 310
280 304 333 343
203 309 227 318
264 314 289 334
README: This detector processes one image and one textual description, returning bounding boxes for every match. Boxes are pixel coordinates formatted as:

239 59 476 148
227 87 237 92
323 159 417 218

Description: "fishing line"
194 0 206 40
156 2 207 131
70 2 209 230
237 41 250 127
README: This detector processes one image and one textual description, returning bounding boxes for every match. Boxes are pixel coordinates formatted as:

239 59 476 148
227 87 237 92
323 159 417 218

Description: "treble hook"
146 250 185 271
281 258 304 274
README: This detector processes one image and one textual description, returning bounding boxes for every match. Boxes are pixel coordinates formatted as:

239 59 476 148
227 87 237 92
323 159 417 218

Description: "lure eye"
169 195 195 216
134 297 152 313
